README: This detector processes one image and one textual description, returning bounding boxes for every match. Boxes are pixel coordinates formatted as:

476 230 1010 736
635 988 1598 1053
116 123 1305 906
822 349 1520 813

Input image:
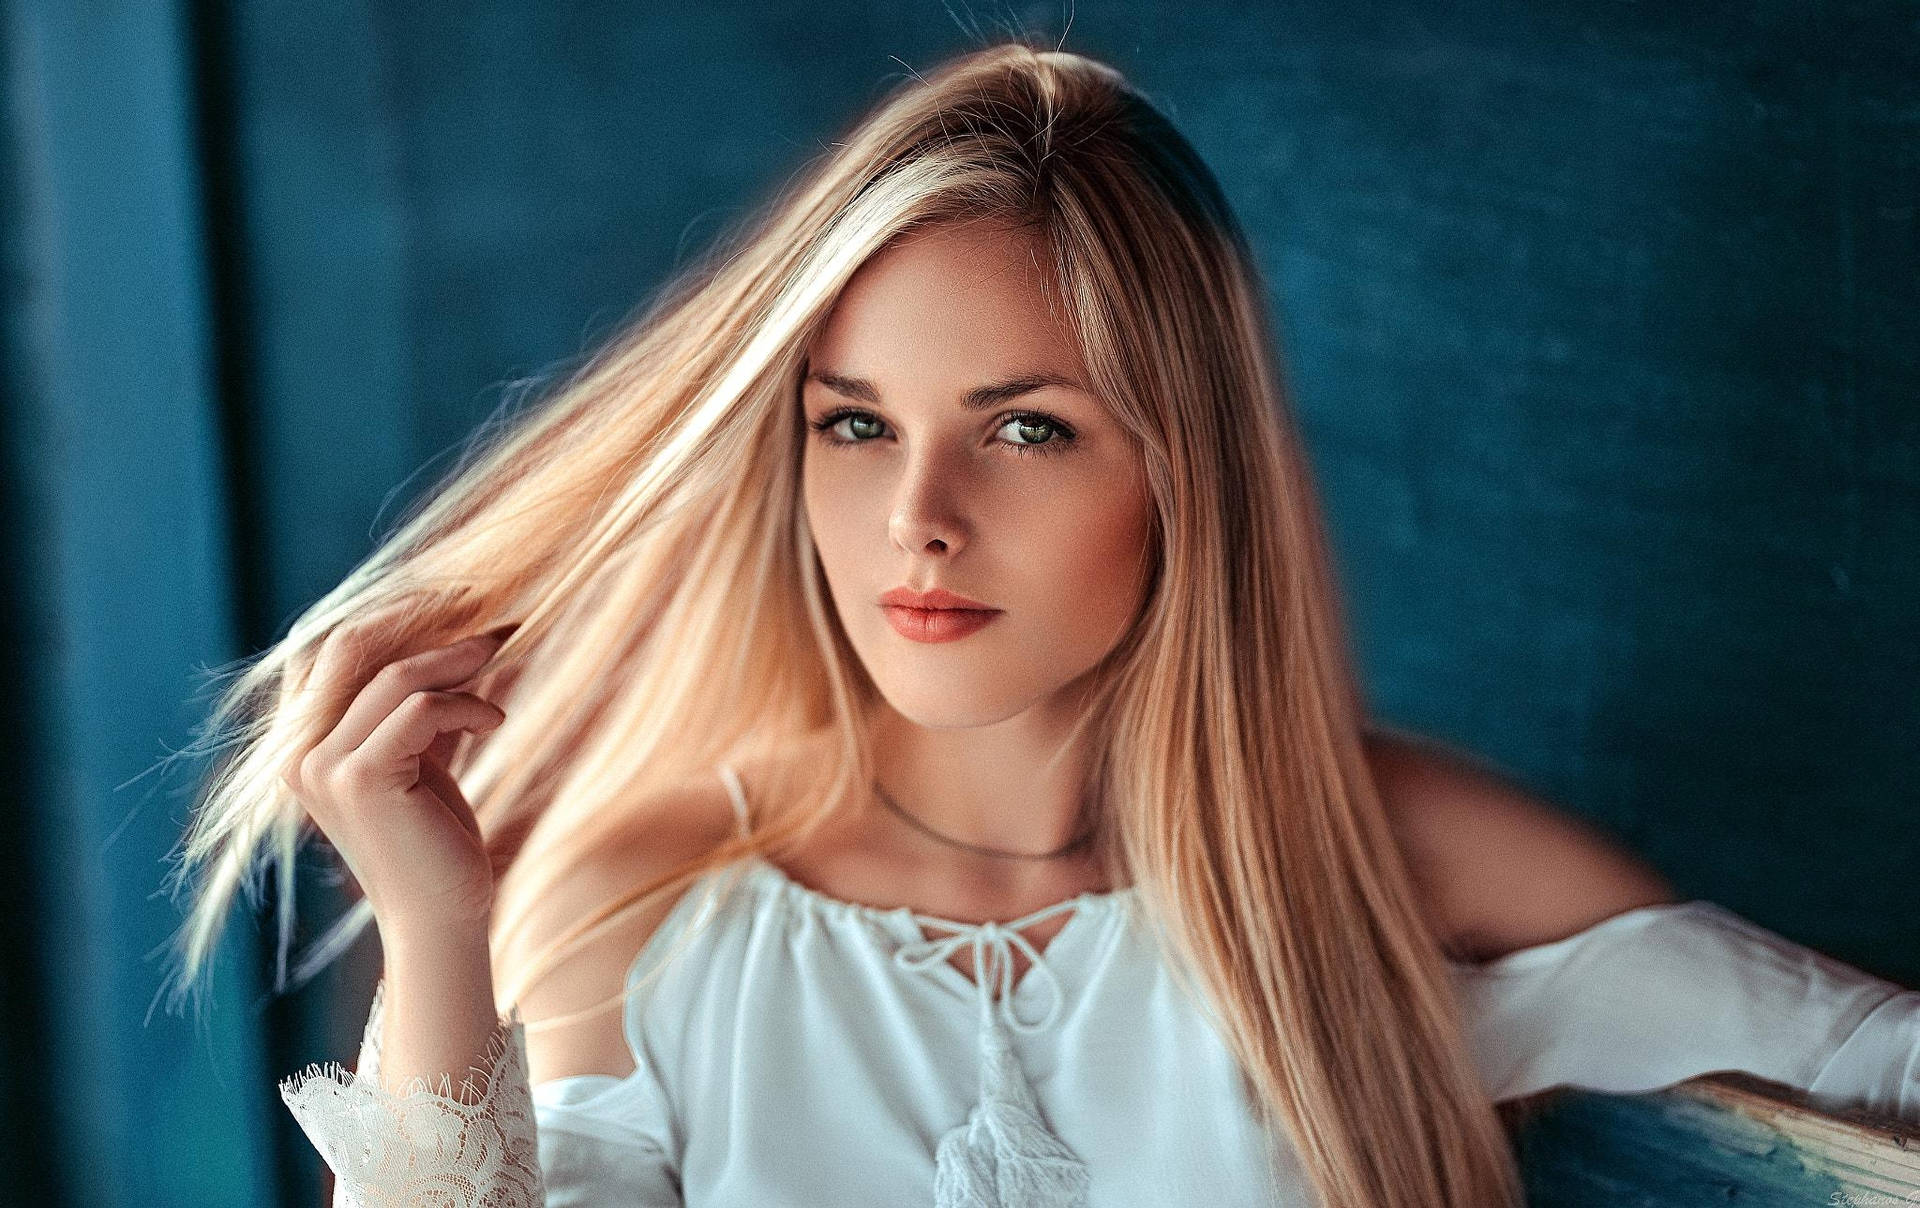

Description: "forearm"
279 911 546 1207
1809 985 1920 1120
1459 900 1920 1121
376 917 504 1101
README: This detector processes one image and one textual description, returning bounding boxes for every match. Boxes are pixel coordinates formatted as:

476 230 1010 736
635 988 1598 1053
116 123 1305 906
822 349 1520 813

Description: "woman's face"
801 220 1154 729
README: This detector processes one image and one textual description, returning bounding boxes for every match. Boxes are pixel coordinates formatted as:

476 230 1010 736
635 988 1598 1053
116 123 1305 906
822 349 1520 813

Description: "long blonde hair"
163 41 1523 1207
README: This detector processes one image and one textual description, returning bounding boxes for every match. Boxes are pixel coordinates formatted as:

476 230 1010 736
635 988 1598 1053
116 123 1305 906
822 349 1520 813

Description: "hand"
280 622 512 933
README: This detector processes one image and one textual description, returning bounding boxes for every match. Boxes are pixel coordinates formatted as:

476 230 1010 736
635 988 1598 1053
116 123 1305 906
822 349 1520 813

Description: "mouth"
879 586 995 611
880 603 1002 644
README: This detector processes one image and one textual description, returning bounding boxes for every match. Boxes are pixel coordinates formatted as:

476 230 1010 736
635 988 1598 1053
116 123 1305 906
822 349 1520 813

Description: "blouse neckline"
734 840 1702 984
739 852 1135 1025
741 850 1137 927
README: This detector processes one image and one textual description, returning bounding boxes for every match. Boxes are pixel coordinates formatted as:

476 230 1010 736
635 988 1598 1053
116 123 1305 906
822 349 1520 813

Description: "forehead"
806 221 1089 383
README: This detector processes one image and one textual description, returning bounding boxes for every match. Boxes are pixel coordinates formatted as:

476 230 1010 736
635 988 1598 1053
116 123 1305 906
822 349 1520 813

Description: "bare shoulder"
498 767 742 1084
1362 724 1680 963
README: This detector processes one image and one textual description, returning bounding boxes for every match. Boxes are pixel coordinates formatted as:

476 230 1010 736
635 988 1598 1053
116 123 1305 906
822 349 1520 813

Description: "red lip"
882 605 1001 643
880 586 997 611
878 586 1002 644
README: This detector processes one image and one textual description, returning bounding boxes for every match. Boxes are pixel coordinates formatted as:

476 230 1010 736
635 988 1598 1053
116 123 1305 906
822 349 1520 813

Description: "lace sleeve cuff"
278 979 545 1208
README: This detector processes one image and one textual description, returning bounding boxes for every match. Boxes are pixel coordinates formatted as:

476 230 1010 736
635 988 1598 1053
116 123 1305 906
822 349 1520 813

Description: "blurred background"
2 2 1914 1204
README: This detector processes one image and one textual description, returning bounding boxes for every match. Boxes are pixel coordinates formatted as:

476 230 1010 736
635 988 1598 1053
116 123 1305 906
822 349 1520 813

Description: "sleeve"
278 978 544 1208
279 979 686 1208
1447 899 1920 1120
531 1074 684 1207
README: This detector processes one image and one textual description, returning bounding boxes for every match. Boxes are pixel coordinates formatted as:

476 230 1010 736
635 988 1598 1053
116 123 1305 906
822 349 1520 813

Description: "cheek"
802 453 877 585
801 453 849 548
1019 477 1153 632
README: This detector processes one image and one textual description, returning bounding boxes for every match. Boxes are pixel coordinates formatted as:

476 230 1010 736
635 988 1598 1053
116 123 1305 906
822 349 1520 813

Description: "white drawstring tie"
894 903 1092 1207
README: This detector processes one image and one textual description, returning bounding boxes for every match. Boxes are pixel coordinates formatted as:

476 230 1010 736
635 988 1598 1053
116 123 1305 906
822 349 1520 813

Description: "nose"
887 454 969 557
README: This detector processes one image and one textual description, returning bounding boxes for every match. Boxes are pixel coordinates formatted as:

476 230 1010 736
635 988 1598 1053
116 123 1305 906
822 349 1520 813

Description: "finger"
420 699 500 779
291 600 439 751
328 705 498 820
308 599 429 702
424 725 464 770
322 635 505 757
353 688 504 772
418 759 484 844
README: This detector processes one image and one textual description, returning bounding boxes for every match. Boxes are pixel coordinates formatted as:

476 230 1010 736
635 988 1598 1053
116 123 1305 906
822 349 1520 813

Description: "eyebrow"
804 368 1088 412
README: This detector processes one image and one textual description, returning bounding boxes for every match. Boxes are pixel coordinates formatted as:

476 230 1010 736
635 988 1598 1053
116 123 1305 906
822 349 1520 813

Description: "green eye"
844 414 884 440
996 412 1076 457
809 410 886 442
1002 417 1057 445
807 407 1077 459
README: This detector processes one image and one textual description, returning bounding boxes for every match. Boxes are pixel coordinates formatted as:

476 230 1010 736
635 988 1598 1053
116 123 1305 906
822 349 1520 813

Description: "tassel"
932 1014 1090 1207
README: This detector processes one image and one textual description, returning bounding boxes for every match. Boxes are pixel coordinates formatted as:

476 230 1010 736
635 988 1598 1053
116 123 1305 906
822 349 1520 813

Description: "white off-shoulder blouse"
280 763 1920 1207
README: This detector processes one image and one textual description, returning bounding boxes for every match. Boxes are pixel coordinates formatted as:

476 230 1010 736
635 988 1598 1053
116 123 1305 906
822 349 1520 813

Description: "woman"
161 41 1918 1208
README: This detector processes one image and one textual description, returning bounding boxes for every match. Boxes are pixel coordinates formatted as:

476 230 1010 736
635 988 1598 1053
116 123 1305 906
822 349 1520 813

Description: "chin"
865 663 1046 730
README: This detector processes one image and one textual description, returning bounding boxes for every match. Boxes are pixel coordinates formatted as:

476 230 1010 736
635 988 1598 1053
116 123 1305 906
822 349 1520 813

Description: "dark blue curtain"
3 3 1913 1205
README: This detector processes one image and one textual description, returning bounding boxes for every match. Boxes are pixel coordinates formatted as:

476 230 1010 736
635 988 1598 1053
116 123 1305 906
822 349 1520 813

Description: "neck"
865 699 1098 874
